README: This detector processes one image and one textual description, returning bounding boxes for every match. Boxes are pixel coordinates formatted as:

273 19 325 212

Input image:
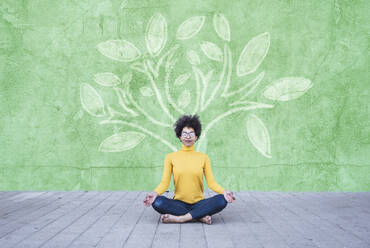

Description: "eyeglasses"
181 131 195 138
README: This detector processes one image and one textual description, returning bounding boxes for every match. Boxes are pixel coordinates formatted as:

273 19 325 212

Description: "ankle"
179 213 192 223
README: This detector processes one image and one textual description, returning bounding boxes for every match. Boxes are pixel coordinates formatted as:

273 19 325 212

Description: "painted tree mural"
80 12 313 158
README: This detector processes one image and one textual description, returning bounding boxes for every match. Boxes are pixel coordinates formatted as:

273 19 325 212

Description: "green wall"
1 0 369 191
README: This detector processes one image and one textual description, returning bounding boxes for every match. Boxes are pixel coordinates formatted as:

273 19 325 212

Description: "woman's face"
180 126 198 146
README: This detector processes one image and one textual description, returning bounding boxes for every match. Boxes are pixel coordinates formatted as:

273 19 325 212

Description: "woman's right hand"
143 191 158 207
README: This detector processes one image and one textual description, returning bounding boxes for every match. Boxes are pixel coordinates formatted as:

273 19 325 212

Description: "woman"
143 114 235 224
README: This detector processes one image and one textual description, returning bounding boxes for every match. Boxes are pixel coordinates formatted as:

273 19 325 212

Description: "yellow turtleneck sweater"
154 143 225 204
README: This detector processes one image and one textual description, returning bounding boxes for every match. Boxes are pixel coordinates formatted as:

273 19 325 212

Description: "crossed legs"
152 194 228 224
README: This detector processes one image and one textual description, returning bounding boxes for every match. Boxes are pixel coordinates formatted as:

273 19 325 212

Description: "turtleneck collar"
181 143 195 151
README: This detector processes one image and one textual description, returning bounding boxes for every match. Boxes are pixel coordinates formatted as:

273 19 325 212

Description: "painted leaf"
200 41 223 61
236 32 270 77
246 114 271 158
94 72 121 87
140 86 154 97
177 89 191 108
263 77 313 101
213 13 230 41
186 49 200 65
97 39 141 62
145 13 167 57
80 83 105 117
176 16 205 40
99 131 146 152
174 72 191 86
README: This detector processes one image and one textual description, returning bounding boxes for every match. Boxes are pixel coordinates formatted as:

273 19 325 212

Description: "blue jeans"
152 194 228 219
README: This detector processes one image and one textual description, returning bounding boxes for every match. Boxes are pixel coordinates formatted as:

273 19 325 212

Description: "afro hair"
173 114 202 141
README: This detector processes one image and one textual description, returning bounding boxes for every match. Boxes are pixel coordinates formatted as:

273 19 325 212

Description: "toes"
161 214 171 223
199 216 212 224
161 214 170 223
206 216 212 224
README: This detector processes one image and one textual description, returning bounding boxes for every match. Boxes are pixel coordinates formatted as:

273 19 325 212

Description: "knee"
152 195 165 210
217 194 228 208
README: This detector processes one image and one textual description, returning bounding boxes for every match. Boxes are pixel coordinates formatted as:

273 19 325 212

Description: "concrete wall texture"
0 0 369 191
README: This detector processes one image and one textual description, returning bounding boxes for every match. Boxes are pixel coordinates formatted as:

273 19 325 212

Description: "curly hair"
173 114 202 141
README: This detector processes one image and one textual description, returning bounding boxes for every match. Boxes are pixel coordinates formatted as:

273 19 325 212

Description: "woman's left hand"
223 190 236 203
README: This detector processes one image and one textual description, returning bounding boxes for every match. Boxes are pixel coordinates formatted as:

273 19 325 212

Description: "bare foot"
160 214 182 223
198 215 212 225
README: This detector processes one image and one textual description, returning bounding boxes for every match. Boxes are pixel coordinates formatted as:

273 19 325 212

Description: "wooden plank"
307 192 370 218
290 191 370 244
41 191 126 247
0 192 61 222
274 191 370 248
236 191 292 248
0 192 65 233
0 191 87 247
250 191 340 247
343 192 370 204
3 190 367 248
179 216 207 248
13 191 109 248
320 192 370 215
152 220 180 248
341 192 370 212
202 191 234 248
152 191 180 248
96 192 147 248
3 192 46 203
0 192 9 198
297 192 370 242
210 191 263 248
69 191 139 247
122 191 161 248
3 192 40 202
0 192 32 201
0 192 50 216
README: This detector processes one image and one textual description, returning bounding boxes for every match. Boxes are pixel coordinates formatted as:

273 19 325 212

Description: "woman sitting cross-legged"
143 114 236 224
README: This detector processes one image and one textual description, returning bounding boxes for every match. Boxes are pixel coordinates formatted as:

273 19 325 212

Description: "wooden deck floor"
0 190 369 248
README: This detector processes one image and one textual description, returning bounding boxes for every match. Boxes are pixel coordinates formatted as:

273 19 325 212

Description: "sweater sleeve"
204 154 225 194
154 154 172 195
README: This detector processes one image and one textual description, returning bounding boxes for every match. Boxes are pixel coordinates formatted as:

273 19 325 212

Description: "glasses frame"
181 131 196 138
